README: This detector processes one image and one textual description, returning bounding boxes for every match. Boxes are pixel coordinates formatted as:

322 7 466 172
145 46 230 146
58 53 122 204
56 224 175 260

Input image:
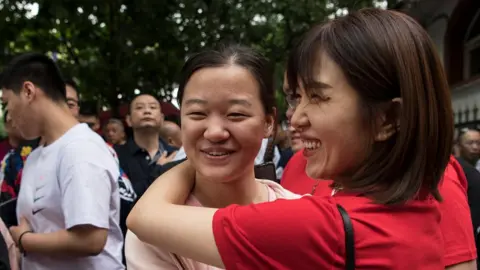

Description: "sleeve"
212 197 343 269
440 160 477 266
60 161 113 229
125 230 179 270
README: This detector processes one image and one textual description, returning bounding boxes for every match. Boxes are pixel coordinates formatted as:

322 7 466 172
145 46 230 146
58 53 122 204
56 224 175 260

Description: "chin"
197 172 234 183
305 161 327 180
20 131 39 141
194 164 238 183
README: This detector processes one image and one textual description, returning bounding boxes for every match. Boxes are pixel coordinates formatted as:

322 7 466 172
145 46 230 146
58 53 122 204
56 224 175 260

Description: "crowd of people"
0 7 477 270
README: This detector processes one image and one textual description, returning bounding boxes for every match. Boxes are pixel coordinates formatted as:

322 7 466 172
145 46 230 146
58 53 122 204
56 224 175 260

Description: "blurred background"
0 0 477 138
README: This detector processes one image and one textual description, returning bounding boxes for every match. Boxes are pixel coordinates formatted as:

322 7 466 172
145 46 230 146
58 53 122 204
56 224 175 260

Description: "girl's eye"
227 113 248 120
309 93 330 103
187 112 206 119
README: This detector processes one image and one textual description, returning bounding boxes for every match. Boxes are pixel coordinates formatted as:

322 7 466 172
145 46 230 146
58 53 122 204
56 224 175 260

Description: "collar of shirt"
126 139 177 165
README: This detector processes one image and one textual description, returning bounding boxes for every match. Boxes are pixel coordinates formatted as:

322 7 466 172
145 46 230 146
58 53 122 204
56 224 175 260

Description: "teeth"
207 152 229 156
303 140 321 150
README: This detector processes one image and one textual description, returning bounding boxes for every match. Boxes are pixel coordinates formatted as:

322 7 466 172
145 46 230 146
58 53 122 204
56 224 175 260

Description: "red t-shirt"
212 153 476 269
280 151 476 267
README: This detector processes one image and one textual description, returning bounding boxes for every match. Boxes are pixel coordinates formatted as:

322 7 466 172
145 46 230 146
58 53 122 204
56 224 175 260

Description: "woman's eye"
227 113 248 119
309 93 330 103
187 112 206 119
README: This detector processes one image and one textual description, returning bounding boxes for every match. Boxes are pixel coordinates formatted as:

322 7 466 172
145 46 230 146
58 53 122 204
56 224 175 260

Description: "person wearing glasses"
128 9 466 269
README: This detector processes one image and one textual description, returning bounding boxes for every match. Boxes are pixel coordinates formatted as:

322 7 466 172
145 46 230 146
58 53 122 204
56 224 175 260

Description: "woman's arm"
125 230 179 270
126 161 225 268
445 260 477 270
127 161 335 269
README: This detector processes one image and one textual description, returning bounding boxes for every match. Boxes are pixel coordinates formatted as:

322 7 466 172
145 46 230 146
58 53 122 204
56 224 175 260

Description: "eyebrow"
184 98 252 107
306 80 332 90
229 99 252 107
184 99 207 106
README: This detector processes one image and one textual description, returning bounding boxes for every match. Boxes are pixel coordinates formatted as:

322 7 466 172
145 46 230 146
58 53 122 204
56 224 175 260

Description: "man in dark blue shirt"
115 94 177 198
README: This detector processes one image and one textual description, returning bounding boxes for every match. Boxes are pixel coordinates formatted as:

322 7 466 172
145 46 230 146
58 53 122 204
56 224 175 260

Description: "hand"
157 151 177 166
9 217 32 245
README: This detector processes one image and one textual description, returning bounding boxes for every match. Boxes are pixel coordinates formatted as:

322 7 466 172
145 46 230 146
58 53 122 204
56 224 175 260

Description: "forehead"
464 130 480 140
66 85 78 100
79 114 97 121
132 95 159 105
107 122 122 128
184 66 259 99
313 52 346 85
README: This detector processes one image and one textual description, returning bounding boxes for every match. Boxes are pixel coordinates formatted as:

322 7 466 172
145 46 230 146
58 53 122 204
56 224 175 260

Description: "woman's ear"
374 98 402 142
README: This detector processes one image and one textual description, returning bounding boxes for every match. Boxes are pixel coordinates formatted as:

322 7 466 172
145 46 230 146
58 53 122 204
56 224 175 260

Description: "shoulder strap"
337 204 355 270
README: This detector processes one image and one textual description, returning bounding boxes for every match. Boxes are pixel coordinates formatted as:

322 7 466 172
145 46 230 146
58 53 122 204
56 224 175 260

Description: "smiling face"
291 53 371 180
181 65 274 182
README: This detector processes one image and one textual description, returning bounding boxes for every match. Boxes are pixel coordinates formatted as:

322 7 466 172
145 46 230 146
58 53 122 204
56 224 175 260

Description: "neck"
41 104 79 145
8 137 20 148
133 130 160 156
192 169 267 208
468 158 478 167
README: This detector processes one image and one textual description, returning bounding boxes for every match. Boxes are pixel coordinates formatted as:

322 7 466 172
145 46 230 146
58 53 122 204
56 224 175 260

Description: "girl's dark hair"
177 44 276 115
287 8 453 205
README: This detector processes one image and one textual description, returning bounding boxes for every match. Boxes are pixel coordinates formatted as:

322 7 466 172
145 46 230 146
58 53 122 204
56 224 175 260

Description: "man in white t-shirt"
2 53 124 269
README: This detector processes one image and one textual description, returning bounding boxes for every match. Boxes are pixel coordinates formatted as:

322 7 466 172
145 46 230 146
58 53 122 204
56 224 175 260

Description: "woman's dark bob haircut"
287 8 453 205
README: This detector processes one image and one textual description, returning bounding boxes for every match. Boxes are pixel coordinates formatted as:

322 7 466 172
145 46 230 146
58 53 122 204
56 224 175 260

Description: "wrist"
18 230 33 254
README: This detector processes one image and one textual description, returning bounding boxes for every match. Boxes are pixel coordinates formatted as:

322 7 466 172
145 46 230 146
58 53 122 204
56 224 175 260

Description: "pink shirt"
125 179 300 269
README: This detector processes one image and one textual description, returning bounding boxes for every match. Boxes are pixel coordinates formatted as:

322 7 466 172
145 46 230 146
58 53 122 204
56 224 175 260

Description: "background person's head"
283 72 303 153
457 128 480 166
65 79 80 118
160 120 182 148
177 44 276 183
287 8 453 204
78 101 100 132
126 94 163 133
1 53 67 140
105 118 127 145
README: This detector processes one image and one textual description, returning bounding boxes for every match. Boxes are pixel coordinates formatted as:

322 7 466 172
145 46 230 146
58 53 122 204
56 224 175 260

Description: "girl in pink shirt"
125 45 299 269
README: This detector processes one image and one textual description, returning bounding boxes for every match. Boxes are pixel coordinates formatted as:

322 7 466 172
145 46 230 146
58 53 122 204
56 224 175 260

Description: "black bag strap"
337 204 355 270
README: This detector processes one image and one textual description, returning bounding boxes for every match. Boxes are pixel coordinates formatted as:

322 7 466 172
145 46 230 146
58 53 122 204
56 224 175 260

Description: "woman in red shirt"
128 9 454 269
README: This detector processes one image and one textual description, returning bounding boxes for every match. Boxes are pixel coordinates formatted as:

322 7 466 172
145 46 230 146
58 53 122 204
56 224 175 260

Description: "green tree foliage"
0 0 396 116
